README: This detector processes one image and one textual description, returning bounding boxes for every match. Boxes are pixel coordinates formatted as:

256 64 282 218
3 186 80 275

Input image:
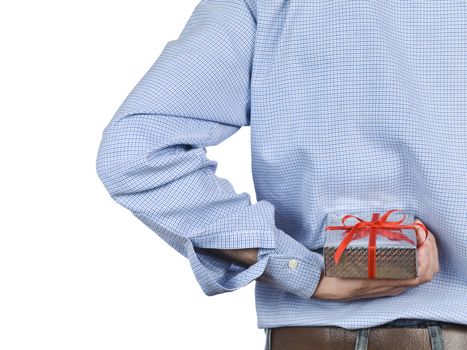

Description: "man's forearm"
195 245 323 295
195 247 259 267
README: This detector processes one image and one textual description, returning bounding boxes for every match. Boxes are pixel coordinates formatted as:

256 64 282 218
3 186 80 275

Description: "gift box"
323 209 428 279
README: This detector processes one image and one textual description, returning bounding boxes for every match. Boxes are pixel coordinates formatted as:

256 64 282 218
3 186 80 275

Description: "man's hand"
312 218 440 301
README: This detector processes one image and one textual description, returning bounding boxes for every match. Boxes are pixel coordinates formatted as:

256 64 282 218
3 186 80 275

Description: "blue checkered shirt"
96 0 467 329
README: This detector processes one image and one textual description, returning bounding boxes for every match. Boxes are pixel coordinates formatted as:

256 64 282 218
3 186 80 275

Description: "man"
96 0 467 348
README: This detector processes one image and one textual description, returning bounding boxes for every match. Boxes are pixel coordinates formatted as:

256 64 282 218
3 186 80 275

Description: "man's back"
96 0 467 331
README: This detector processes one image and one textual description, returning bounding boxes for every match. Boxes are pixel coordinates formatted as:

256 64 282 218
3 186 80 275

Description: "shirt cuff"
256 227 325 299
184 237 271 296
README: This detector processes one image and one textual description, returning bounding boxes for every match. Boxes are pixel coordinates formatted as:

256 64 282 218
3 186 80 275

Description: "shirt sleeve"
95 0 324 299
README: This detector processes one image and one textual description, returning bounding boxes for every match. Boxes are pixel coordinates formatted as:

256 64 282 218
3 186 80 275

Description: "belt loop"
264 328 272 350
355 328 370 350
427 325 444 350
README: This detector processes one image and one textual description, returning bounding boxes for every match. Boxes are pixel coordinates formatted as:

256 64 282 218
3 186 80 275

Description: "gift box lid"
323 209 418 249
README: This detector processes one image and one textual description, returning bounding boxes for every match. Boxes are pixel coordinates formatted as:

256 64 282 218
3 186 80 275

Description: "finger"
377 286 410 295
362 277 420 288
352 287 409 300
430 229 440 273
415 218 440 278
414 218 430 247
430 228 439 275
413 219 433 281
418 246 432 282
386 287 409 296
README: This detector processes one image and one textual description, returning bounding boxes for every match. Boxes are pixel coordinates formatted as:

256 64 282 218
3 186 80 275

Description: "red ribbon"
325 209 429 278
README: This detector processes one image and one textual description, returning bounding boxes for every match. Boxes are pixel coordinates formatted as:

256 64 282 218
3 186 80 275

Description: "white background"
0 1 266 349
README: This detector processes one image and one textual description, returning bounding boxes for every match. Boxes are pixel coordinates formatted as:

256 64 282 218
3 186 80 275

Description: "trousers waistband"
266 323 467 350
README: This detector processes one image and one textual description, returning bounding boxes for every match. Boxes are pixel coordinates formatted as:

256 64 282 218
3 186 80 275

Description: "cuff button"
288 259 298 269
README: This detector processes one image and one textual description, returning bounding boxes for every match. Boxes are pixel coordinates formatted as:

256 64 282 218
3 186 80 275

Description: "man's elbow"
95 140 119 198
94 117 171 199
95 122 131 198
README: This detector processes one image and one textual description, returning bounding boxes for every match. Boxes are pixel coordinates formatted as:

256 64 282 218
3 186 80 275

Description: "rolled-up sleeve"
95 0 324 298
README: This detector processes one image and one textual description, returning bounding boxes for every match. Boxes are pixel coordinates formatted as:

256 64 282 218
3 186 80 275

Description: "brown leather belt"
265 321 467 350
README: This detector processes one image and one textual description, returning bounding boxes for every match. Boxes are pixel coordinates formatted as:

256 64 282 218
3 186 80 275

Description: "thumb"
413 218 429 246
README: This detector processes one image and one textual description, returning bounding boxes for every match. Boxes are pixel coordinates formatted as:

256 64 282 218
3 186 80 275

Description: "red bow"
325 209 429 278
